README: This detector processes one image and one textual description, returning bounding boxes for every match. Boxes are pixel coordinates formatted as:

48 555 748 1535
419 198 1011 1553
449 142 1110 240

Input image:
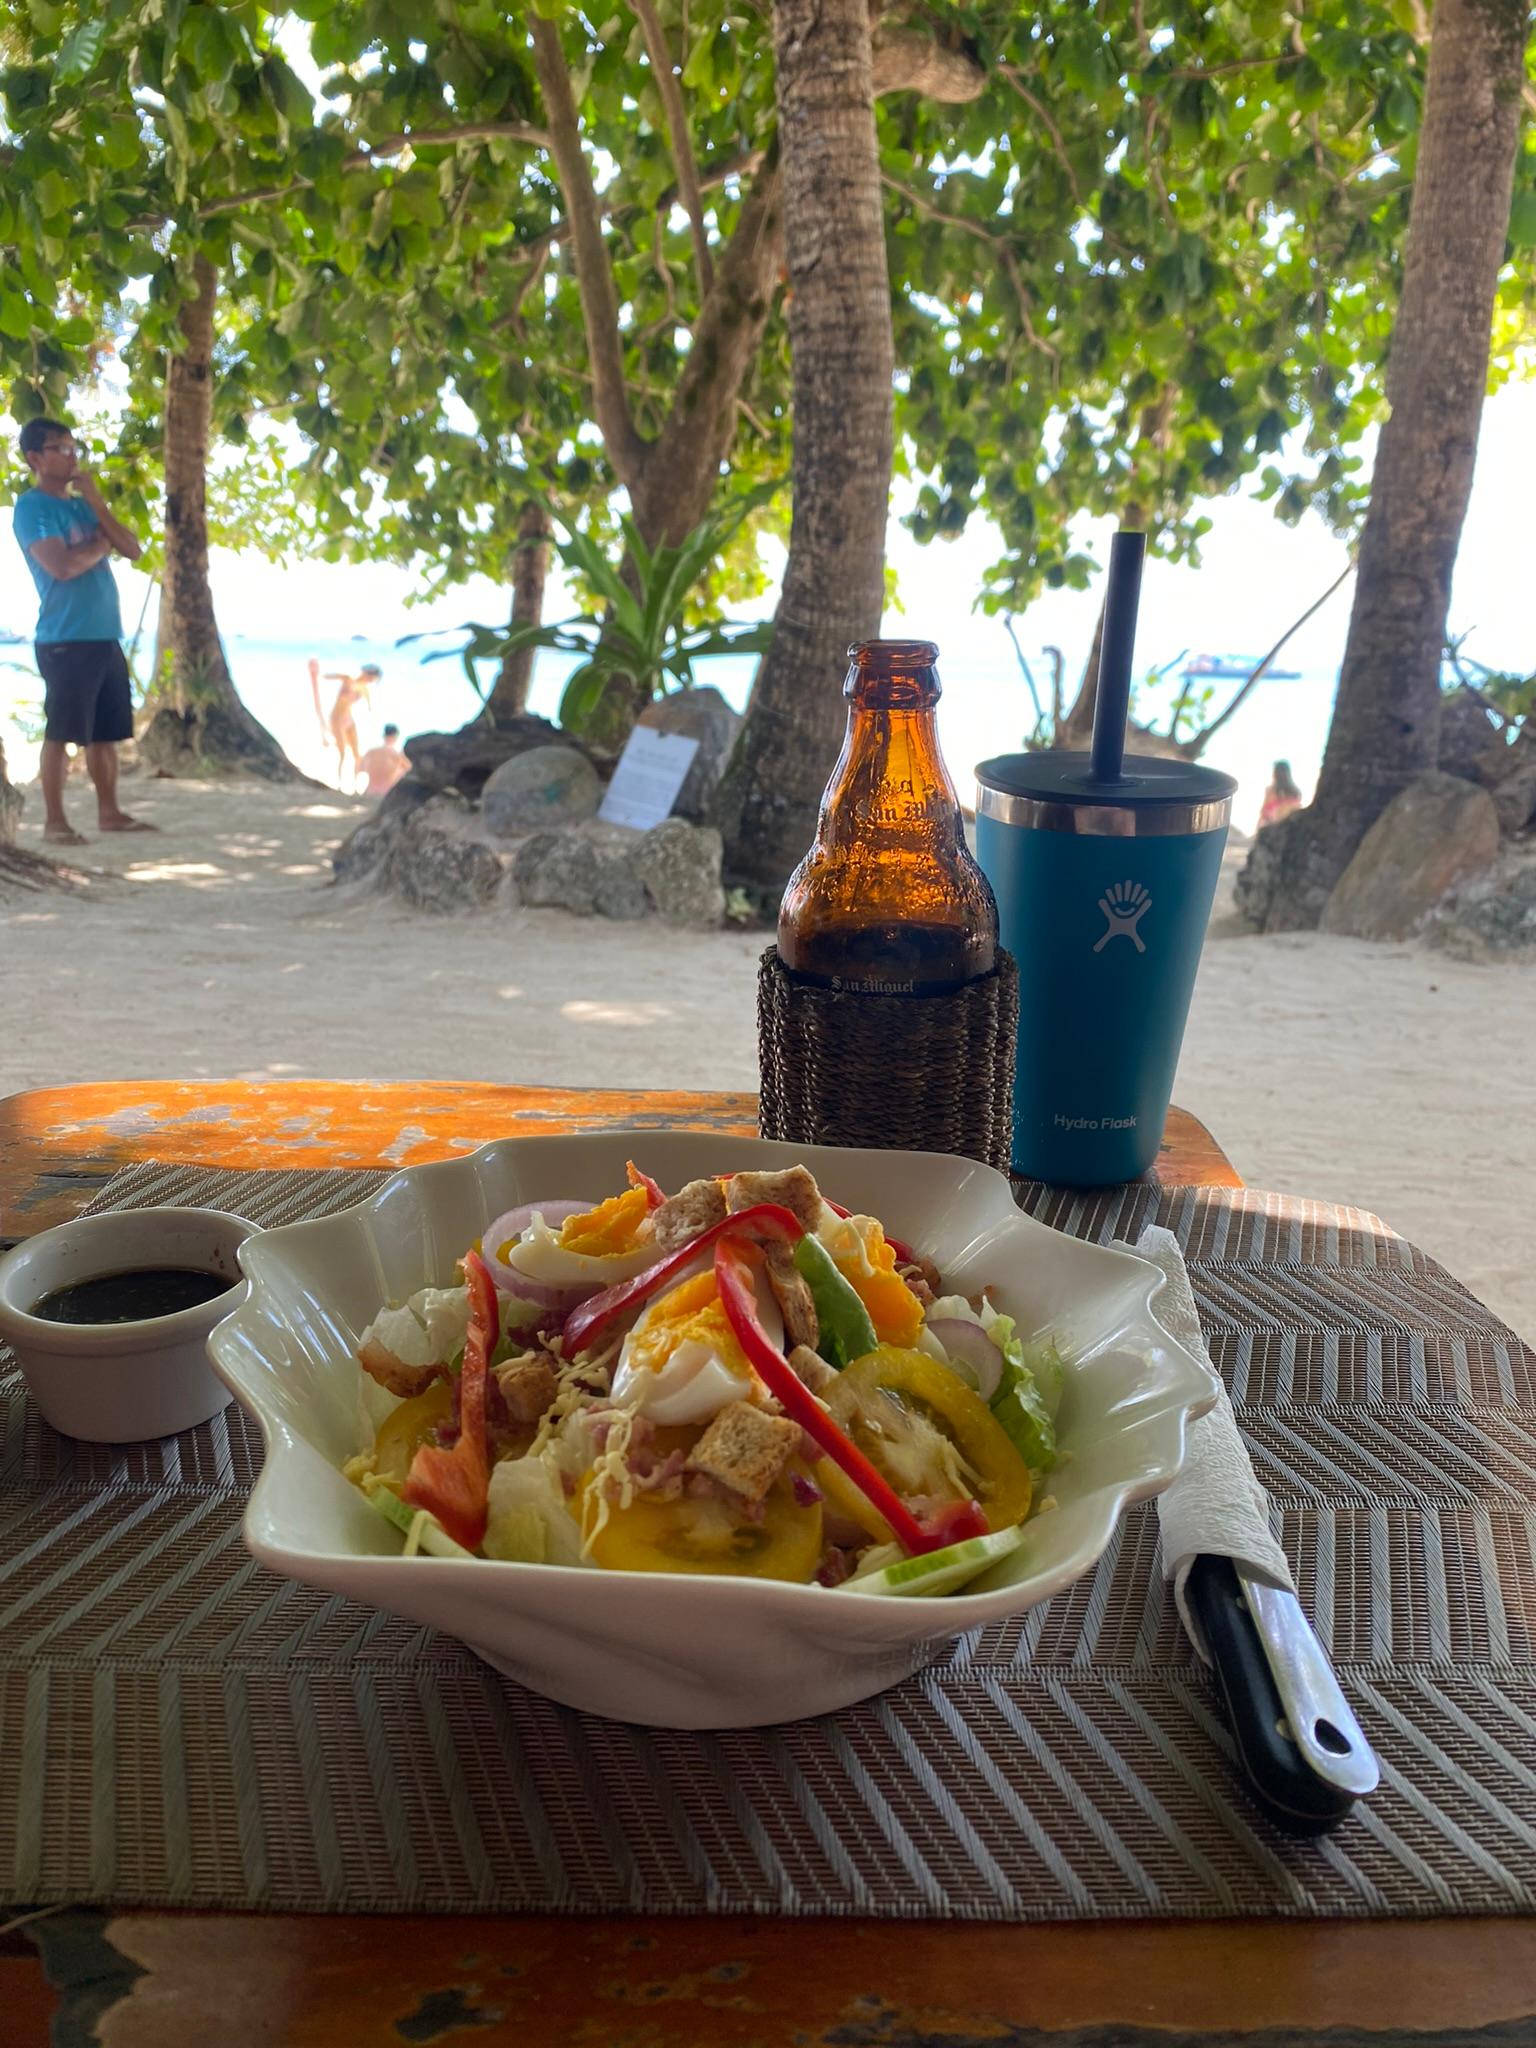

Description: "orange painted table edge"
0 1079 1241 1240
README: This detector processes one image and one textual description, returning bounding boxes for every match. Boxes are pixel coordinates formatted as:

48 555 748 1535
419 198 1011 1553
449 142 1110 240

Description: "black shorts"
36 640 134 746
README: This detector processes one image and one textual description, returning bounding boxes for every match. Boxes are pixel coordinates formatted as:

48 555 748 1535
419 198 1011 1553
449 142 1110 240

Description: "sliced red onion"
926 1317 1005 1400
791 1471 824 1509
482 1199 594 1303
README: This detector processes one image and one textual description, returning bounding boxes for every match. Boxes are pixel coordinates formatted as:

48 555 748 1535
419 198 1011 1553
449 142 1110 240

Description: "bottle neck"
816 700 965 853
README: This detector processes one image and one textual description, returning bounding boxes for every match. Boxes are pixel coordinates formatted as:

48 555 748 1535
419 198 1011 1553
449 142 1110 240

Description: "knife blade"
1185 1553 1379 1835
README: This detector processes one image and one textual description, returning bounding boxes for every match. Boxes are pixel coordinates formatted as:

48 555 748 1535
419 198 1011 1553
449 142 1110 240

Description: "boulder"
392 797 506 914
1490 738 1536 839
0 741 22 848
330 775 433 885
592 857 650 921
1320 773 1501 941
1231 810 1321 931
404 716 568 799
637 686 741 821
481 746 603 838
634 817 725 927
1437 690 1505 786
137 701 301 783
512 830 600 914
1426 848 1536 962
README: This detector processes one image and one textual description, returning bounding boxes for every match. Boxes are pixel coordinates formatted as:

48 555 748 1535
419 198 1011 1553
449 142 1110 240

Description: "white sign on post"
597 726 701 831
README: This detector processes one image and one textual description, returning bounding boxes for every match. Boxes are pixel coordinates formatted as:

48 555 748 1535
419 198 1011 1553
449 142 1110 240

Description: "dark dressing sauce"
29 1267 235 1326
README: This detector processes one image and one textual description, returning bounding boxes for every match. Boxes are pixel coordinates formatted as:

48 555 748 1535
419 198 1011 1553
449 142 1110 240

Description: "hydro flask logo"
1093 879 1151 954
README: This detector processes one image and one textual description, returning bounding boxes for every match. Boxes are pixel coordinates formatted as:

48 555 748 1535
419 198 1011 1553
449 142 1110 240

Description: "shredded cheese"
402 1509 431 1559
578 1408 640 1557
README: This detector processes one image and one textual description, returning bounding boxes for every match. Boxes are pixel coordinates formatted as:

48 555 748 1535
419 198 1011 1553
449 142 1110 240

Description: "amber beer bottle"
777 640 998 994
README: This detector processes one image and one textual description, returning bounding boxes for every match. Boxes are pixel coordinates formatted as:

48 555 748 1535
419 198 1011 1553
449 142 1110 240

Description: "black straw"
1090 530 1146 786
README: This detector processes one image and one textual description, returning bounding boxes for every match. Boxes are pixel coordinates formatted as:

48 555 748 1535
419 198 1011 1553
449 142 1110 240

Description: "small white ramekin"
0 1207 255 1442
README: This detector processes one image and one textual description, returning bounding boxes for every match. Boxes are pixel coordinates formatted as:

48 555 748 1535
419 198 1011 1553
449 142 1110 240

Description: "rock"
1437 690 1506 786
634 817 725 927
1320 772 1501 941
1426 847 1536 962
392 796 506 914
1490 738 1536 838
637 687 741 821
481 746 603 838
1232 810 1319 930
592 857 650 921
404 717 569 799
330 775 433 885
512 830 599 914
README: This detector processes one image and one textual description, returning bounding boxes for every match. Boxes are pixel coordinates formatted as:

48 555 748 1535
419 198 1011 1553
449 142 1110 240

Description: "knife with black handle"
1186 1554 1379 1835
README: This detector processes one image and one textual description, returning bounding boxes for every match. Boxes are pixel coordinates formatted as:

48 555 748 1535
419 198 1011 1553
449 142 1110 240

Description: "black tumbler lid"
976 751 1237 807
975 751 1236 837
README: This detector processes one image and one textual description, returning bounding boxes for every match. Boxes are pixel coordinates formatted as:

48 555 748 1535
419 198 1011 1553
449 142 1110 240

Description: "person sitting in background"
358 723 409 798
1258 759 1303 831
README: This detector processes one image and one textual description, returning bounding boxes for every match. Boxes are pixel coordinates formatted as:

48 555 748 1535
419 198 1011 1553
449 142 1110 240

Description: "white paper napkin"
1118 1223 1297 1662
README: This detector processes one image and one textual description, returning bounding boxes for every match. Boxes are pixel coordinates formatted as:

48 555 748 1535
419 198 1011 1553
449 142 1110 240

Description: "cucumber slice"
365 1481 475 1560
843 1523 1023 1597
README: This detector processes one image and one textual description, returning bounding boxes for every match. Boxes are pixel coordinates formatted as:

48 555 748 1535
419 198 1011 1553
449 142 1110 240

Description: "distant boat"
1182 651 1300 680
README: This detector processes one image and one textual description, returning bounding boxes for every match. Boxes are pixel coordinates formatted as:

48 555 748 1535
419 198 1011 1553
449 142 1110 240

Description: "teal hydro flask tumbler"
975 752 1236 1185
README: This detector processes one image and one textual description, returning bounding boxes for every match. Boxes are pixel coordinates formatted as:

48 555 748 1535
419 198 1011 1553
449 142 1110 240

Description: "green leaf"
1507 191 1536 251
55 17 106 84
558 662 613 732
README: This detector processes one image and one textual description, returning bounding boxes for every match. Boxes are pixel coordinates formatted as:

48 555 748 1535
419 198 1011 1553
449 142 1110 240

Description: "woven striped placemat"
1 1161 1533 1919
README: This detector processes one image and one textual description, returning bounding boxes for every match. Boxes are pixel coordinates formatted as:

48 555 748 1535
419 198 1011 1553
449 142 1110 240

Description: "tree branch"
878 170 1059 365
997 66 1082 204
1190 562 1354 749
631 0 714 298
194 121 552 220
871 25 987 101
527 14 644 486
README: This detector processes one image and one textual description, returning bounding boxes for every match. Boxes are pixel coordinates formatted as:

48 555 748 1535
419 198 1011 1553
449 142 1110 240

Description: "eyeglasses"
37 437 77 455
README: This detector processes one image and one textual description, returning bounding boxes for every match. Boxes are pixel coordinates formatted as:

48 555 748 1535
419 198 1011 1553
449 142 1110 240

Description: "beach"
3 774 1531 1342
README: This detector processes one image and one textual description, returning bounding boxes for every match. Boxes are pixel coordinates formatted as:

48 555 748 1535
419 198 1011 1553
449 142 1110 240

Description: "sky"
4 375 1533 835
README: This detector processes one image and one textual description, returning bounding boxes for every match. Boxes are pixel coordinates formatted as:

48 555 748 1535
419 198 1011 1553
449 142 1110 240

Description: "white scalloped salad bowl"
207 1130 1217 1728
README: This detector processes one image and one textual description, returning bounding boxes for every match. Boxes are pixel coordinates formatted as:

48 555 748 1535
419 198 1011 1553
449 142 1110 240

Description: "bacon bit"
791 1471 824 1509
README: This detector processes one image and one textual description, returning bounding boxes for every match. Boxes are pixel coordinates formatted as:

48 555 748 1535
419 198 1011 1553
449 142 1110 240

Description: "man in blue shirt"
13 417 151 844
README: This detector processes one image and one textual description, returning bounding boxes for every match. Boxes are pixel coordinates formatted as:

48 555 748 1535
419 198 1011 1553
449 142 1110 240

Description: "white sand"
3 776 1531 1341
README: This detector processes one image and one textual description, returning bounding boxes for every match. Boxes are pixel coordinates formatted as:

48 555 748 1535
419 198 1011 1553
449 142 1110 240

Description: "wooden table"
4 1080 1530 2048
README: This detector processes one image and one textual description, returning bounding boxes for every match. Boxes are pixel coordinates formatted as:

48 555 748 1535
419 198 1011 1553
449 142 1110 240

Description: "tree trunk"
487 499 552 724
713 0 894 894
1250 0 1531 932
0 733 22 846
144 253 298 781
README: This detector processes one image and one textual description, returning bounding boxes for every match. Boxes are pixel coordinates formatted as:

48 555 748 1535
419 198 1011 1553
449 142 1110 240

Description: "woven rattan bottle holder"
756 945 1019 1173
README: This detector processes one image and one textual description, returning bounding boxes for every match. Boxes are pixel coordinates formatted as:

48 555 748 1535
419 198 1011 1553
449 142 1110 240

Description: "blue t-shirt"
12 487 123 643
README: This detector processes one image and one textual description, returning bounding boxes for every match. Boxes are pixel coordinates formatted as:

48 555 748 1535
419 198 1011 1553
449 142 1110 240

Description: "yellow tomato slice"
372 1378 454 1484
824 1348 1033 1535
579 1465 823 1582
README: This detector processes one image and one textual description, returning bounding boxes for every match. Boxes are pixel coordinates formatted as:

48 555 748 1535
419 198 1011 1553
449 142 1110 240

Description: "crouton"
788 1344 838 1397
357 1340 442 1401
725 1167 823 1234
494 1354 560 1425
650 1176 729 1251
764 1239 819 1351
685 1399 800 1504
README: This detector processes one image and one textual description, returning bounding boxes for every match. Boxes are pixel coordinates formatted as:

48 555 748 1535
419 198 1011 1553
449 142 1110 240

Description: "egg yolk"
627 1270 752 1377
833 1219 924 1348
558 1184 650 1256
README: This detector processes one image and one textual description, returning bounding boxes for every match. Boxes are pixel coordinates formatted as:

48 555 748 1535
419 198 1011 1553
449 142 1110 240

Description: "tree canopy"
2 4 1533 788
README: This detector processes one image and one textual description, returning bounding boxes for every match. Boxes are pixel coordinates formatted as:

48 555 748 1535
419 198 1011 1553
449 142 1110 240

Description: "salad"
343 1163 1063 1598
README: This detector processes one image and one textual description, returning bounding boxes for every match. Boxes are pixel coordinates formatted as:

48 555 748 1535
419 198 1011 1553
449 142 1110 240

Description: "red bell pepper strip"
626 1160 667 1209
823 1198 917 1269
402 1250 498 1551
562 1201 805 1357
714 1235 962 1558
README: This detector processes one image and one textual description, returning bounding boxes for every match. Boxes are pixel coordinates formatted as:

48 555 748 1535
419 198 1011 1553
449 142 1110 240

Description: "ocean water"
1 627 1339 837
